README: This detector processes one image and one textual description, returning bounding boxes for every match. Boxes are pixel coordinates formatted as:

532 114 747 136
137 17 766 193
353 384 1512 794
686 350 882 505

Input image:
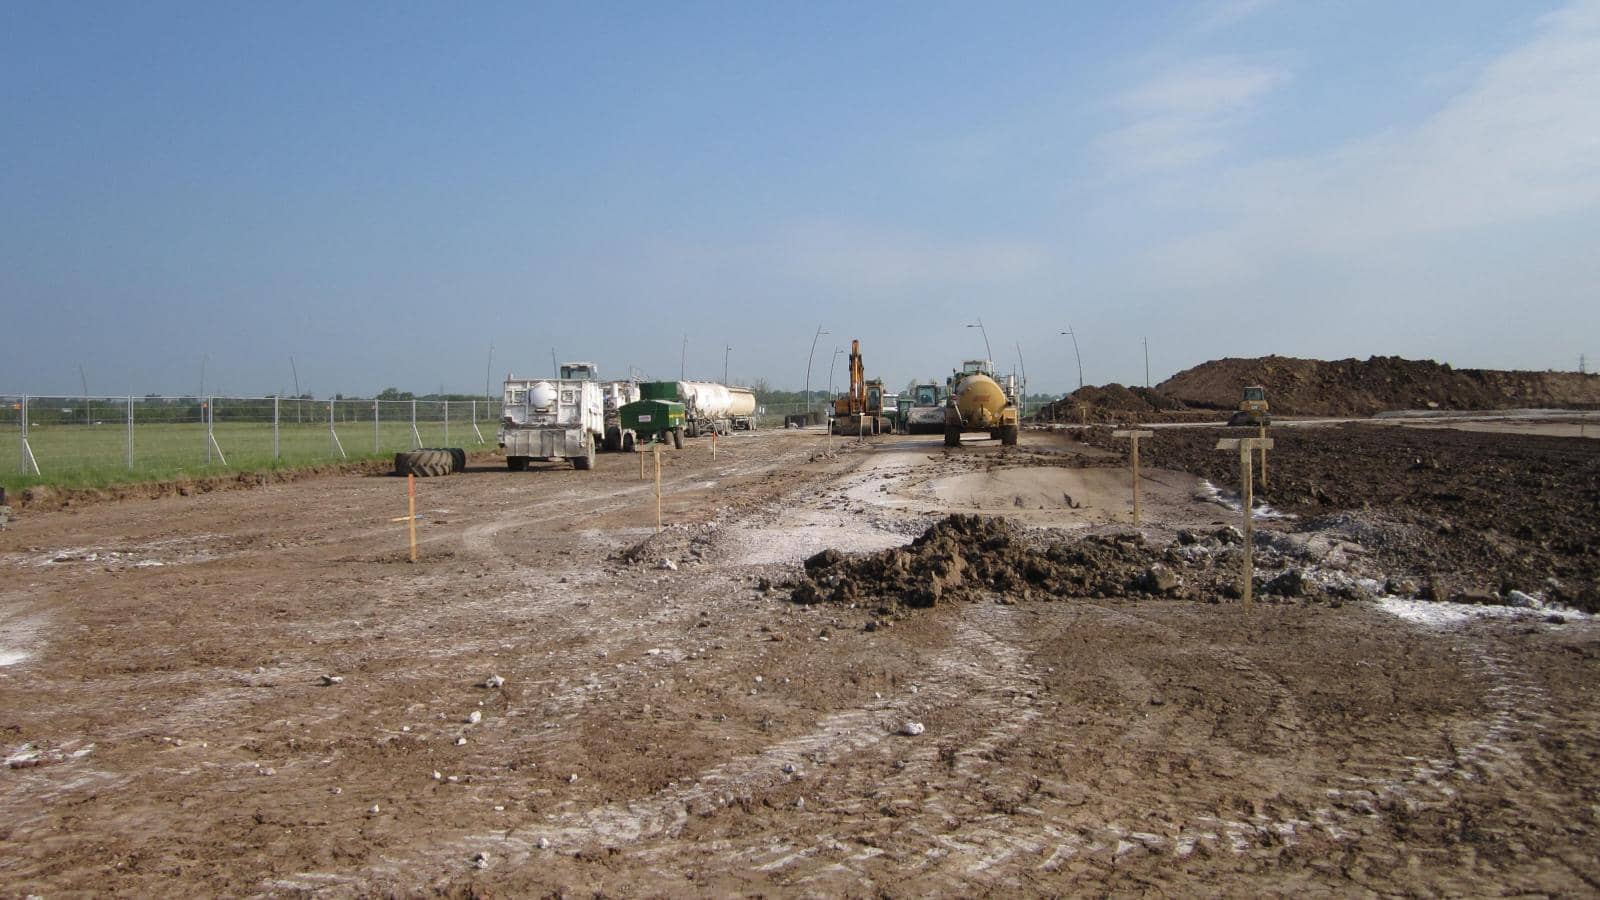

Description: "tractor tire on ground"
604 426 621 453
430 447 466 472
1000 424 1019 446
506 456 529 472
672 427 684 449
622 431 636 453
395 449 453 477
573 436 596 470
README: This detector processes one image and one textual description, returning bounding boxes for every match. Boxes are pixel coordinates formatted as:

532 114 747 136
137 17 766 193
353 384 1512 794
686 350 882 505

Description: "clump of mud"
791 514 1262 608
615 523 720 567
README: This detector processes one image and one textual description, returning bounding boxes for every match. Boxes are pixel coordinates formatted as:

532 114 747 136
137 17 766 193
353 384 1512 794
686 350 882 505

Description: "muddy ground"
2 425 1597 896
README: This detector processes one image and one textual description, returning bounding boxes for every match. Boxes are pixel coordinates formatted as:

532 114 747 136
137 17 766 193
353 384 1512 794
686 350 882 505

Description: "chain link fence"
3 395 497 484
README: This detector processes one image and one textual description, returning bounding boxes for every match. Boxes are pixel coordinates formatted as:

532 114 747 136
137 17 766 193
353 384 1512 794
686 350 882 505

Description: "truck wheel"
944 425 961 447
672 427 684 449
604 425 621 453
573 436 596 470
1000 424 1018 446
686 421 698 439
506 456 528 471
622 431 636 453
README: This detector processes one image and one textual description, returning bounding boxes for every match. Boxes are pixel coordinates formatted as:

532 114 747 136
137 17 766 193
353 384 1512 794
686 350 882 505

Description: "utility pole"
724 344 732 385
1060 328 1083 390
680 334 687 381
804 325 829 421
78 363 89 426
1143 337 1150 388
551 348 558 378
290 356 302 423
967 319 992 363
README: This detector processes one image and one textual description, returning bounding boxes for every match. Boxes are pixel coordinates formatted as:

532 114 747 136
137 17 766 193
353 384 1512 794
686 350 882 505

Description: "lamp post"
803 325 829 420
1060 327 1084 390
966 319 992 364
680 334 688 381
1015 341 1028 418
724 344 732 385
827 347 844 399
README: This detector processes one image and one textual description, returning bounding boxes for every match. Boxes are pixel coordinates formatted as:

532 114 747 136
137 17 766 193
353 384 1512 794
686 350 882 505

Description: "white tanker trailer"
674 381 759 436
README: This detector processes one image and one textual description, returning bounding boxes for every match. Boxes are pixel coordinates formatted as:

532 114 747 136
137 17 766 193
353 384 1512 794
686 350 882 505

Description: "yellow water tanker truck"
944 360 1019 447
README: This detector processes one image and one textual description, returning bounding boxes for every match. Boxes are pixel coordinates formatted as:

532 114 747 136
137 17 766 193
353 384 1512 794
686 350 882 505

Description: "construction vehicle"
944 359 1019 447
601 379 642 451
903 382 947 434
617 382 686 451
831 340 890 435
499 368 604 471
1228 385 1270 426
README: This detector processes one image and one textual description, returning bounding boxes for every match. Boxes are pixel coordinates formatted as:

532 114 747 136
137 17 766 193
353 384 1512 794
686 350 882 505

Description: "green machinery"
617 382 687 451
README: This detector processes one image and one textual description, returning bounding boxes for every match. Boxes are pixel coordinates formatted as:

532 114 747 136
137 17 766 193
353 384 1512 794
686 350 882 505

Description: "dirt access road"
2 427 1596 896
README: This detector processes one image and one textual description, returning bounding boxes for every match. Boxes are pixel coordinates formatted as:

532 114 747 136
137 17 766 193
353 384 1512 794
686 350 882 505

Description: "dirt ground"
2 425 1598 896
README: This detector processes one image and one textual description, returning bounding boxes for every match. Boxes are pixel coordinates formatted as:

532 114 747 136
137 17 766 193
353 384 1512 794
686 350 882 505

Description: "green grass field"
4 419 494 490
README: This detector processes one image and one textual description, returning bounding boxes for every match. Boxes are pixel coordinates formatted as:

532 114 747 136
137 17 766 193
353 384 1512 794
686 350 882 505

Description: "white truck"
499 366 604 471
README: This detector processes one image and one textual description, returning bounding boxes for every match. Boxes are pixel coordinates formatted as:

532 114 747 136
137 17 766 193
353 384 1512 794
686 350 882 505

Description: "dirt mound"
1033 384 1200 424
615 523 721 566
1158 355 1600 416
1078 424 1600 611
791 514 1254 609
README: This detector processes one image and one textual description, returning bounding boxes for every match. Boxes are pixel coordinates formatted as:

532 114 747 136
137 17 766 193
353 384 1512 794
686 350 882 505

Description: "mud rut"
1 430 1596 896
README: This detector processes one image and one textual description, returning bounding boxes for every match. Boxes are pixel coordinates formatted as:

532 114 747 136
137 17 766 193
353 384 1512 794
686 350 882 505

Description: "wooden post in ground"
654 443 663 533
1079 404 1089 426
1111 429 1153 525
407 473 418 563
639 441 646 479
1216 437 1273 608
1258 423 1269 491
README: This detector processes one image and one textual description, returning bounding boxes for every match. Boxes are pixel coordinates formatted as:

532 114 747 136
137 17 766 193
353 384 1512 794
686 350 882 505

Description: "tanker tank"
944 360 1019 447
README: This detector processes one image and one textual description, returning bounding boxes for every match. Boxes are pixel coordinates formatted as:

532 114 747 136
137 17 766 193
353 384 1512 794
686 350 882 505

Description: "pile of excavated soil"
1031 356 1600 422
790 514 1291 610
1032 384 1201 424
1079 423 1600 611
1157 355 1600 416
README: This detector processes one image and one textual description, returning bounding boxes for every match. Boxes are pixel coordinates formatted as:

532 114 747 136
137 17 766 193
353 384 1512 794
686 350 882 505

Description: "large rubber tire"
686 421 699 439
396 449 452 477
622 431 637 453
506 456 529 471
1000 424 1019 446
572 435 596 470
603 425 621 453
944 424 961 448
438 447 466 472
672 426 684 449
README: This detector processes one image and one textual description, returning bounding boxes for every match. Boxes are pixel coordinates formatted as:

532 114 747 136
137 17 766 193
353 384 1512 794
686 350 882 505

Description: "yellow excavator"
832 339 889 435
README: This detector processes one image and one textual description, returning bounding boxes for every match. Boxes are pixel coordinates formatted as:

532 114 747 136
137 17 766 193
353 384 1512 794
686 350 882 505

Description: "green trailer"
618 395 686 451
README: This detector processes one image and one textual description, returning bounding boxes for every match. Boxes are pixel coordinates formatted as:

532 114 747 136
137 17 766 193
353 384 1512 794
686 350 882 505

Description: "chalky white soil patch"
1195 480 1295 519
1376 597 1589 628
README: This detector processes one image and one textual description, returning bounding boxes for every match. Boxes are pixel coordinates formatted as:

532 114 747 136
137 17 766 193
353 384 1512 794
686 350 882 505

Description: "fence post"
20 395 42 475
374 399 380 453
443 400 449 446
273 396 280 461
410 399 422 449
204 397 212 465
127 395 134 470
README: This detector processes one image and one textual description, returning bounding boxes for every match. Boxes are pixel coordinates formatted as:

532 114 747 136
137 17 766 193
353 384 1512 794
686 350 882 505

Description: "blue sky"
4 0 1597 397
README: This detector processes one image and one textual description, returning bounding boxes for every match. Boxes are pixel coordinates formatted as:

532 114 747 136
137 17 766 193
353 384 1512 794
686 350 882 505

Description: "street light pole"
966 319 992 364
724 344 732 385
1143 337 1150 388
827 347 844 399
803 325 829 420
1015 341 1027 417
1060 328 1084 390
680 334 688 381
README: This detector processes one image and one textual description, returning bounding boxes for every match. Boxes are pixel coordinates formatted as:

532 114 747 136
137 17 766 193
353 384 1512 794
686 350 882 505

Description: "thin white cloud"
1098 57 1288 173
1152 0 1600 280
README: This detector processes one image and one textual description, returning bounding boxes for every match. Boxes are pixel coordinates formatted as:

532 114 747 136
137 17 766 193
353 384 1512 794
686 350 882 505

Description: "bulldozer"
832 340 889 435
1227 385 1270 426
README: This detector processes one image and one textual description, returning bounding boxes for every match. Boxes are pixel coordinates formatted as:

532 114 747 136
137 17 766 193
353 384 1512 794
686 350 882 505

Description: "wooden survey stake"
1258 423 1269 490
654 443 663 533
1216 437 1274 608
1111 429 1153 525
407 473 418 563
